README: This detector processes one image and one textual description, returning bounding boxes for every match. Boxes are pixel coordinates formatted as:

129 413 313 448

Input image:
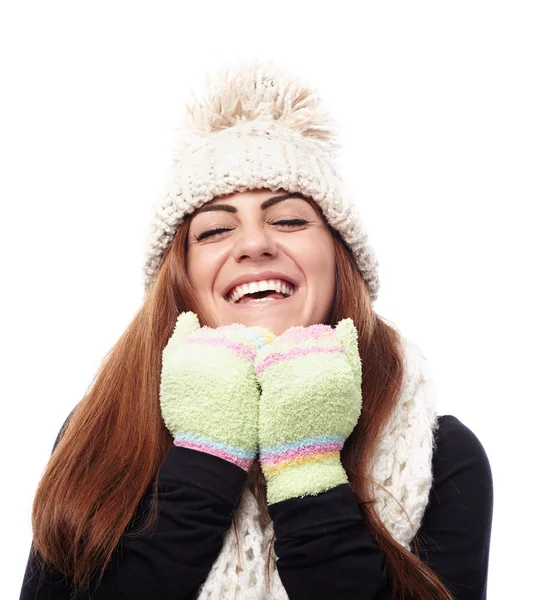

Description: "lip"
222 270 299 300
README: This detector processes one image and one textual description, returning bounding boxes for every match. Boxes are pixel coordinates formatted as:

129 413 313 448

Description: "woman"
19 61 493 599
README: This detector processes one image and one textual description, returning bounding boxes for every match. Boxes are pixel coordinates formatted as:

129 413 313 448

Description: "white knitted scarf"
196 336 439 599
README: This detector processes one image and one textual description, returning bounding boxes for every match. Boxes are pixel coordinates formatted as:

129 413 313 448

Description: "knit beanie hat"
143 60 380 301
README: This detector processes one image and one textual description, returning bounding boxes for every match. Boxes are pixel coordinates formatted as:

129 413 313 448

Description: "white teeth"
245 297 271 303
227 278 295 303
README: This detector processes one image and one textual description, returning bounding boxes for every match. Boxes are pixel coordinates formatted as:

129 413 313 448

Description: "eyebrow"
191 192 309 216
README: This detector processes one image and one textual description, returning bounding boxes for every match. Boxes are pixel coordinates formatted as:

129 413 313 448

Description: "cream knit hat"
143 60 380 301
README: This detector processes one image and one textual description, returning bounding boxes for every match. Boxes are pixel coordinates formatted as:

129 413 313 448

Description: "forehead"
208 189 305 206
209 189 274 204
197 189 321 213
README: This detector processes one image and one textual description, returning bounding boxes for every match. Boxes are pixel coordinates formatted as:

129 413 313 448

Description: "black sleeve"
417 415 494 599
268 415 494 599
19 414 248 600
269 483 391 598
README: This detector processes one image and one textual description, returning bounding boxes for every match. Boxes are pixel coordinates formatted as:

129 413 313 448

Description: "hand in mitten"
160 311 275 471
254 320 362 503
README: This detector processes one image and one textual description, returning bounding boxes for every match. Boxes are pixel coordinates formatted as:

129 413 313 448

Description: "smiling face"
185 189 337 335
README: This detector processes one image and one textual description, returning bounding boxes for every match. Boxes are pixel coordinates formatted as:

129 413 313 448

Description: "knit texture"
142 60 380 301
255 320 362 504
195 334 439 598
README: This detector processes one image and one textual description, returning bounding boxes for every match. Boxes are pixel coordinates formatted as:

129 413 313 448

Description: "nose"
232 224 278 262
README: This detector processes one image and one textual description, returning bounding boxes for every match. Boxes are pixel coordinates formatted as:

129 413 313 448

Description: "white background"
2 1 541 598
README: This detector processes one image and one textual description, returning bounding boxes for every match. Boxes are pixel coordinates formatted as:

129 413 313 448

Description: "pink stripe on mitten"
185 336 258 361
255 345 344 374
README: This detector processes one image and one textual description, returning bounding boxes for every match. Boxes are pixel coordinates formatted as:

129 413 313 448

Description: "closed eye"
274 219 309 228
195 219 309 241
196 227 233 241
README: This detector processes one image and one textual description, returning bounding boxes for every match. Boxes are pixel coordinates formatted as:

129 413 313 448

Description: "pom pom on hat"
181 60 341 153
143 60 380 302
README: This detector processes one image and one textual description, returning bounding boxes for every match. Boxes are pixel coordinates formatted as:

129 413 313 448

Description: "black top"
19 414 493 599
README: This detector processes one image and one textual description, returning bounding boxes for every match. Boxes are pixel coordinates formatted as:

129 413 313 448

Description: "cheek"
318 248 337 300
186 249 216 297
290 234 336 291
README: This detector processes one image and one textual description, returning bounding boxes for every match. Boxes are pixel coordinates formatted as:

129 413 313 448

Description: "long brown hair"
30 213 454 599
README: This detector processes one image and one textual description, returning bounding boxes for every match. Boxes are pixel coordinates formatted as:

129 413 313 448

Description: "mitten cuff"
264 457 349 505
174 433 257 472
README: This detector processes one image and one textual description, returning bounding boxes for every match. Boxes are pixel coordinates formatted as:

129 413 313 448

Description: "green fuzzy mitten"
160 311 275 471
254 320 363 504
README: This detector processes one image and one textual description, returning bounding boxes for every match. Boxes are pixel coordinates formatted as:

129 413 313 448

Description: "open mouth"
225 279 297 304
